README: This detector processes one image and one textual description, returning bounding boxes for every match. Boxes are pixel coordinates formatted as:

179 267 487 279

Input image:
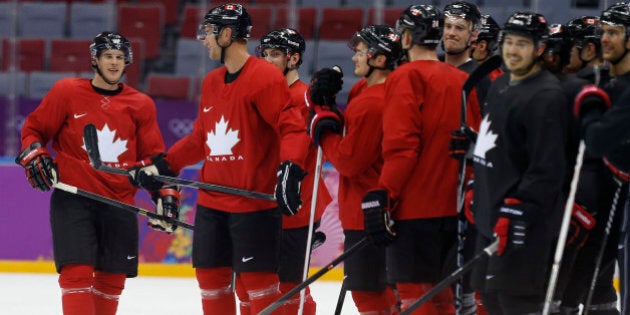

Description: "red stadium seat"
248 6 273 39
124 39 144 88
179 4 204 39
318 8 364 40
2 38 46 72
367 7 403 26
145 73 191 100
117 4 164 59
273 7 317 40
255 0 288 4
136 0 179 26
49 39 92 73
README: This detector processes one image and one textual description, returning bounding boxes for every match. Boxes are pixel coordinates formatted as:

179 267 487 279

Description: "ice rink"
1 272 357 314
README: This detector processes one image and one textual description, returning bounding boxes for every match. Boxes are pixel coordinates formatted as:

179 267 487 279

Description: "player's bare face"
443 17 474 54
601 24 627 63
502 33 538 79
94 50 125 83
352 41 370 77
566 45 583 72
261 48 288 72
202 25 221 60
471 40 488 61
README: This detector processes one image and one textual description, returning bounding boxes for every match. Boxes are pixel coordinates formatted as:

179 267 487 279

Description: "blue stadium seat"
0 71 27 98
19 2 68 38
69 3 114 39
28 71 75 100
314 40 355 83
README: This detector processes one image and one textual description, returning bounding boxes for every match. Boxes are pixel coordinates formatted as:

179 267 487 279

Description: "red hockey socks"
351 287 398 314
433 286 455 315
92 271 126 315
279 282 316 315
196 267 236 315
239 272 284 315
397 283 439 315
235 274 251 315
59 264 95 315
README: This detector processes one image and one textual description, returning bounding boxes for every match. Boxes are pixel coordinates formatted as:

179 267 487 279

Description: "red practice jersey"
283 79 331 229
321 80 385 230
379 60 481 220
165 57 309 212
20 78 166 203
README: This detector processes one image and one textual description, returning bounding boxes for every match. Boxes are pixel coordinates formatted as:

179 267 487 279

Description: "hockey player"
442 1 491 105
308 25 403 314
129 4 309 315
257 27 332 314
565 16 609 80
361 5 481 314
468 12 569 314
15 32 174 315
575 3 630 313
471 14 504 81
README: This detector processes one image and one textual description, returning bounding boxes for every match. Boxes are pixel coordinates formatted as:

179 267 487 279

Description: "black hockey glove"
149 185 181 234
493 198 535 255
275 160 306 216
310 66 343 106
362 189 396 246
574 85 611 136
15 142 58 192
567 203 595 248
307 102 344 147
449 126 477 160
128 153 174 191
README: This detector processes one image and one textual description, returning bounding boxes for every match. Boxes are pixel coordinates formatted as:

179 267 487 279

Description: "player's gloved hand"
128 153 174 191
15 142 58 192
149 185 181 234
567 203 595 248
362 190 396 246
449 126 478 160
463 180 475 224
574 84 611 136
275 160 306 216
307 102 344 147
310 66 343 106
493 198 535 255
603 158 630 182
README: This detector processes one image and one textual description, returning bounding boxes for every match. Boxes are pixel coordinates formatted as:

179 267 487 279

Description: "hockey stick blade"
400 239 499 315
83 123 127 175
53 182 195 231
259 237 370 315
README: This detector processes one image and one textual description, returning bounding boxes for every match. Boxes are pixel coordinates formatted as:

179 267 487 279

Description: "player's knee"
196 267 233 300
239 272 281 301
92 271 126 298
351 289 397 314
397 283 439 315
58 264 94 293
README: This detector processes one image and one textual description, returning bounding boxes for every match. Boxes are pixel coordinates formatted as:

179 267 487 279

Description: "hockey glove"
567 203 595 248
603 157 630 182
574 85 611 136
275 160 306 216
449 126 477 160
310 66 343 106
493 198 535 255
307 103 344 147
362 190 396 246
128 153 174 191
15 142 58 192
149 185 181 234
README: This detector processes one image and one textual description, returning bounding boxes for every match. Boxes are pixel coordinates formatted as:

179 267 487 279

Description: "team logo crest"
206 116 240 156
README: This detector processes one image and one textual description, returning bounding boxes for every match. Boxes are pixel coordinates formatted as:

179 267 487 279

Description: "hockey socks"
59 264 95 315
92 271 126 315
397 283 458 315
279 282 316 315
196 267 236 315
351 287 398 314
239 272 284 315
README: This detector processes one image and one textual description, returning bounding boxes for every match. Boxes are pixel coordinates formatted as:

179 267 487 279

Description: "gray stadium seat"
0 71 27 98
28 72 75 100
69 3 115 39
175 38 217 77
300 0 341 7
0 2 18 38
19 2 68 38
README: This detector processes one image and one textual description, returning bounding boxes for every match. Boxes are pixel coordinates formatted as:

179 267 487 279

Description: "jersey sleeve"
20 80 70 149
585 88 630 157
378 70 424 199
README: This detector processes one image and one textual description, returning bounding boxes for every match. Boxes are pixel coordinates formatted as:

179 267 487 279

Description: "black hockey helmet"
90 31 133 65
544 23 572 68
396 4 443 46
566 16 601 50
349 25 403 70
257 28 306 65
601 2 630 27
200 3 252 40
502 12 549 43
443 1 481 30
475 14 501 51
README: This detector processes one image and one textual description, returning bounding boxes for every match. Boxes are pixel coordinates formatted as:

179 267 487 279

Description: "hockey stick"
83 124 275 202
333 277 348 315
455 55 502 314
52 182 195 231
400 239 499 315
543 141 587 315
298 146 324 315
259 237 370 315
583 178 623 315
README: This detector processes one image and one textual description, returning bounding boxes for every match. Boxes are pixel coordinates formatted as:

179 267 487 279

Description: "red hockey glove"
15 142 58 192
464 180 475 224
362 190 396 246
493 198 535 255
310 66 343 106
149 185 181 234
449 126 478 160
574 85 611 135
603 158 630 182
275 160 306 216
567 203 595 248
307 102 344 147
128 153 174 191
